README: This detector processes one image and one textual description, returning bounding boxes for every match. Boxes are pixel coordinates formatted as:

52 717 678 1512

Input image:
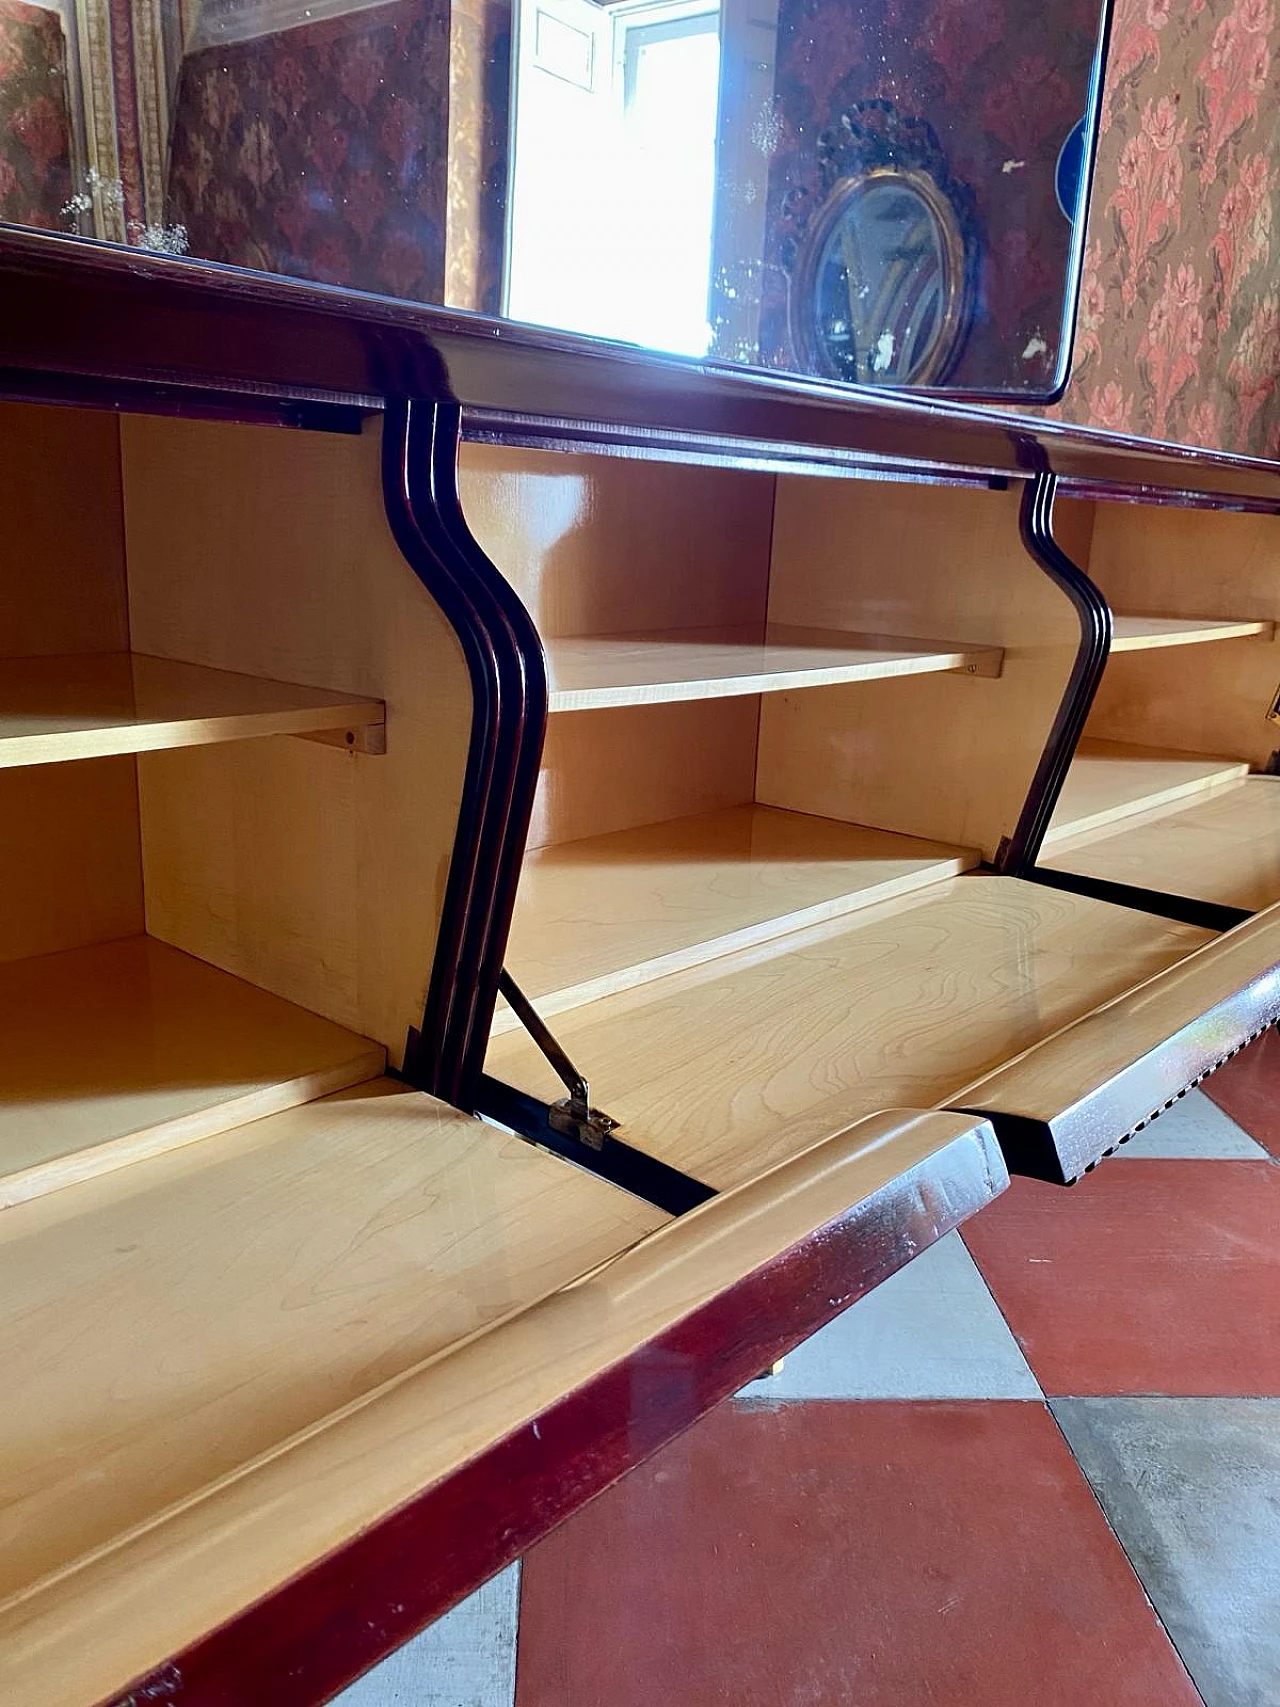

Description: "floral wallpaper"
166 0 450 302
751 0 1103 391
1057 0 1280 455
0 0 72 230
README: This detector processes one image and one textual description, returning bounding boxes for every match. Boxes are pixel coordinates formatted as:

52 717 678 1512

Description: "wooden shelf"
1045 738 1248 845
0 652 385 768
0 935 385 1207
487 873 1210 1192
545 623 1003 711
1110 614 1274 652
498 806 977 1031
1046 776 1280 912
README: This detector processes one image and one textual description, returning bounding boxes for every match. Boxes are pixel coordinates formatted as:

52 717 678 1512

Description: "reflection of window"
506 0 721 358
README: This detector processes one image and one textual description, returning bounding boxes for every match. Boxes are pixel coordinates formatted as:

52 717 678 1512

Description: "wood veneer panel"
0 405 143 965
0 404 127 659
0 760 143 965
1045 738 1248 845
486 874 1208 1191
497 804 976 1028
546 624 1002 711
1045 777 1280 914
1086 502 1280 769
756 481 1081 859
530 696 761 848
0 653 383 767
0 935 384 1206
0 1102 999 1707
459 441 774 639
121 414 472 1059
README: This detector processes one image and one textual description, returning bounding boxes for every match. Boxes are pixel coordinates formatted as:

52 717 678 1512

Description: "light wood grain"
958 893 1280 1177
487 874 1208 1191
1045 738 1249 844
0 760 144 966
498 804 977 1029
1110 614 1274 651
0 404 128 659
0 1101 998 1707
530 696 761 848
1046 776 1280 912
1086 502 1280 767
546 623 1003 711
460 441 774 638
121 415 472 1059
757 480 1083 857
0 1079 662 1617
0 406 144 967
0 935 384 1208
0 652 384 768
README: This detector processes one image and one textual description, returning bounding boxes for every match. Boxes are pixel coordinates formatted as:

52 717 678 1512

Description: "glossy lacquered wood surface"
0 1101 1001 1707
0 652 385 766
486 874 1209 1191
0 226 1277 505
0 935 384 1207
1046 738 1248 845
496 805 977 1029
1046 777 1280 913
545 625 1002 711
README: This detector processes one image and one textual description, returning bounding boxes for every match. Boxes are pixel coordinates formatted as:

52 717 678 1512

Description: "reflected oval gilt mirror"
787 102 978 388
794 169 967 386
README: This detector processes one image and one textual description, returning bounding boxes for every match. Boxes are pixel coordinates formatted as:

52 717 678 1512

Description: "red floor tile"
963 1162 1280 1396
1201 1028 1280 1158
515 1401 1198 1707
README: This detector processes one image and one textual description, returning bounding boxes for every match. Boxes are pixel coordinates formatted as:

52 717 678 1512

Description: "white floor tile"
334 1564 519 1707
737 1229 1040 1401
1115 1089 1266 1159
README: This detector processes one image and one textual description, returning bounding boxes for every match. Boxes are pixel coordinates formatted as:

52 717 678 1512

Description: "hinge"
497 969 620 1151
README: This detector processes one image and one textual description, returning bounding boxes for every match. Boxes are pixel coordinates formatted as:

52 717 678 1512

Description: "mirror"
0 0 1109 398
785 103 976 386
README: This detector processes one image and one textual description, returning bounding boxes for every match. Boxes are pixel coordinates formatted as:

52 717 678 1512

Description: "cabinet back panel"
0 404 143 963
756 481 1088 857
531 697 761 849
0 403 128 657
0 761 143 964
1085 502 1280 767
460 443 774 639
120 415 471 1061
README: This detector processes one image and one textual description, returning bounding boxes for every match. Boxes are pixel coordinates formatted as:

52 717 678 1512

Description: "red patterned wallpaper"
0 0 71 231
166 0 450 302
755 0 1102 391
1056 0 1280 457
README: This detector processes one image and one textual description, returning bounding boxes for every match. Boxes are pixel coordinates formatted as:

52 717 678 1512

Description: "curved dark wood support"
994 471 1112 878
381 398 547 1106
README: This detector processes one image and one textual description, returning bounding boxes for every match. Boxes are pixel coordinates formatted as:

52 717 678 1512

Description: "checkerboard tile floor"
337 1056 1280 1707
